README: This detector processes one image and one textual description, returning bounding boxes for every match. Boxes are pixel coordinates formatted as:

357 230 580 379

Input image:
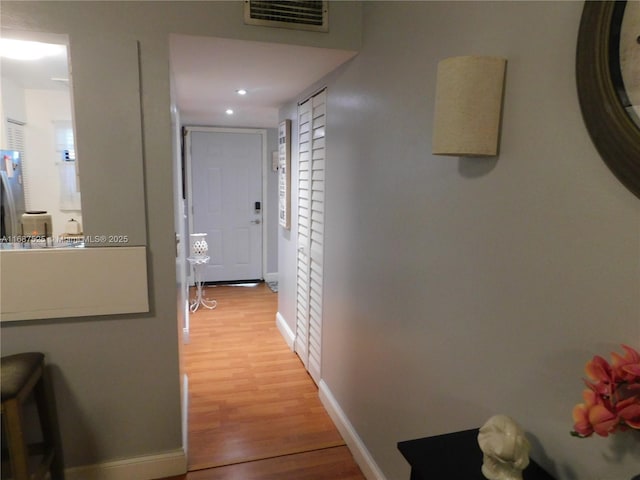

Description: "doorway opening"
169 33 357 470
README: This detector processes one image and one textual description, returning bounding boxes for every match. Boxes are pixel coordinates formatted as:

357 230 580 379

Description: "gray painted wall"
0 0 362 469
278 2 639 479
266 127 279 276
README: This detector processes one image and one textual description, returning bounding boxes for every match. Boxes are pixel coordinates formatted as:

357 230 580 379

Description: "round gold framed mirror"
576 1 640 199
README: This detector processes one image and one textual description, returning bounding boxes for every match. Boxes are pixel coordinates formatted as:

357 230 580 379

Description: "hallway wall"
278 2 639 479
266 127 279 276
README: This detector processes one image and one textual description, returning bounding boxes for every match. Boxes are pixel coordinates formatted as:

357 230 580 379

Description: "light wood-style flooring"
161 283 365 480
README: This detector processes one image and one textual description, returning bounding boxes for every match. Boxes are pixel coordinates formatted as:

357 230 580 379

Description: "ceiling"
1 33 357 129
0 31 72 91
169 34 357 128
1 48 71 92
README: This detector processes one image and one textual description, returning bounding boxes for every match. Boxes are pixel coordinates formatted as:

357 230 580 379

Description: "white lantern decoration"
190 233 209 258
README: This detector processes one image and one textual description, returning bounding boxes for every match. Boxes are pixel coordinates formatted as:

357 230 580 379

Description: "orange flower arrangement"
571 344 640 438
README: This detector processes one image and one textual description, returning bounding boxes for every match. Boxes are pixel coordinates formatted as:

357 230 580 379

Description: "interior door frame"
185 126 268 284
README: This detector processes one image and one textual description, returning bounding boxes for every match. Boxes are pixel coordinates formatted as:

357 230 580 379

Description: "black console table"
398 428 555 480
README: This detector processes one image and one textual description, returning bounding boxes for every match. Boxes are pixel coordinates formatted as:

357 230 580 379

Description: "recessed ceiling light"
236 89 247 96
225 109 234 115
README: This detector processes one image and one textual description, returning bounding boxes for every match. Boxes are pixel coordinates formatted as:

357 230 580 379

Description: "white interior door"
295 90 326 384
189 128 264 283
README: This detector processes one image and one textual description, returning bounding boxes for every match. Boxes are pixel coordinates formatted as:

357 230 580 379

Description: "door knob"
250 219 261 225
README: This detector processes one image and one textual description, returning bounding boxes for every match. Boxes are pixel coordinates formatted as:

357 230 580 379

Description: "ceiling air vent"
244 1 328 32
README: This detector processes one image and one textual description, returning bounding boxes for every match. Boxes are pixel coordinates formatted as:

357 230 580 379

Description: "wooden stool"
1 352 64 480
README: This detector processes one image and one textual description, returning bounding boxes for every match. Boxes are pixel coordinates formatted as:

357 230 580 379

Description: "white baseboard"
319 380 387 480
276 311 295 351
65 448 187 480
265 272 278 283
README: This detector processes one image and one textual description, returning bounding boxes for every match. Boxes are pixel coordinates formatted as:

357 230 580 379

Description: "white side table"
187 256 217 312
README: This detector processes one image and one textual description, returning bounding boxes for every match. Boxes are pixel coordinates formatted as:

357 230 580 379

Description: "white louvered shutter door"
295 89 326 384
295 97 312 369
307 90 326 384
